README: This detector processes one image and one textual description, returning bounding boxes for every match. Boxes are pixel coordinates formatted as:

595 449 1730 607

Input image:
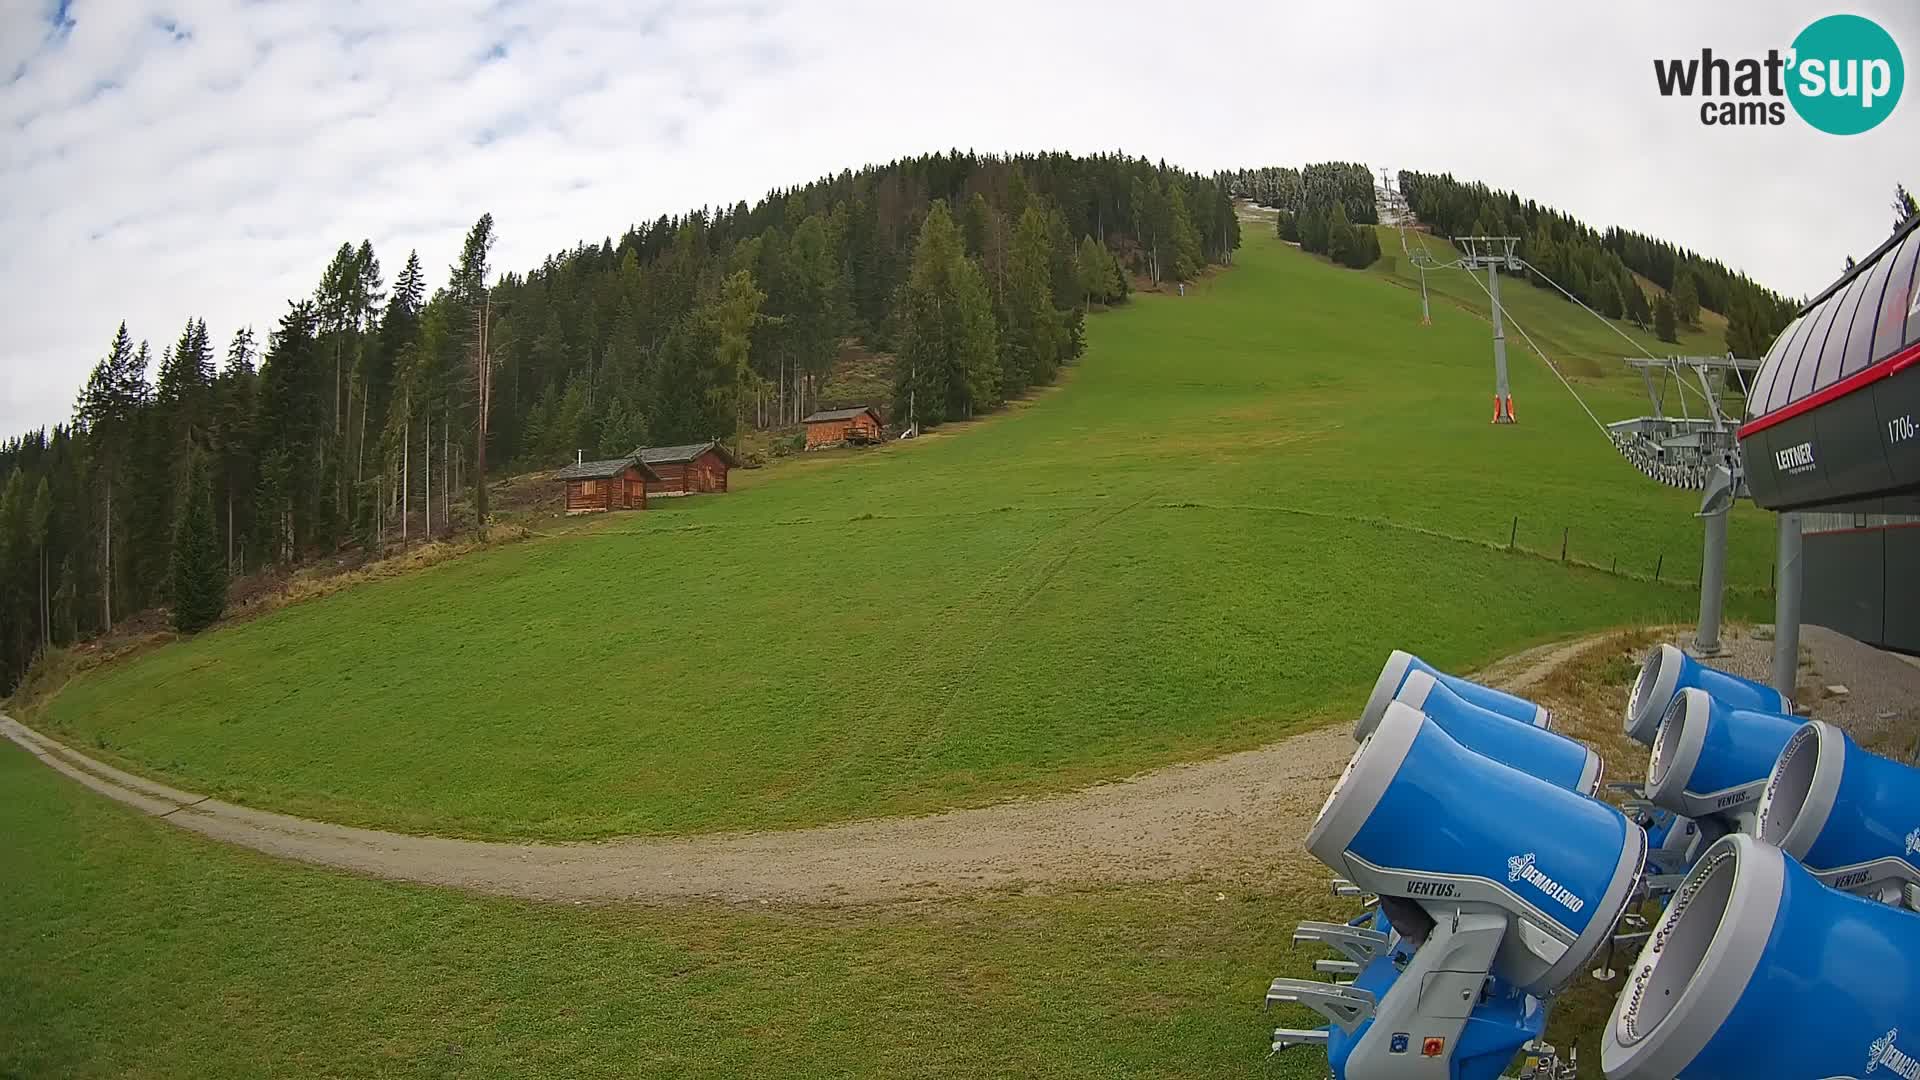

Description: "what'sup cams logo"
1654 14 1903 134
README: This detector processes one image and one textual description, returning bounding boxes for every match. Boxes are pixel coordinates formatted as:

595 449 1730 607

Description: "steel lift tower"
1374 168 1432 325
1459 236 1522 423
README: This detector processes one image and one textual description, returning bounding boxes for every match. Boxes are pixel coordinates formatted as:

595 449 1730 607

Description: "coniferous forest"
1394 171 1800 354
0 151 1239 692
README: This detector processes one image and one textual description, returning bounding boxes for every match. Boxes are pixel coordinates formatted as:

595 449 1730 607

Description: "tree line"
0 151 1238 694
1219 163 1380 226
1396 170 1798 353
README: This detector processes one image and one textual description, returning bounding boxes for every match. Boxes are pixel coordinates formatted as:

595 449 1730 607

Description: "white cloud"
2 0 1916 432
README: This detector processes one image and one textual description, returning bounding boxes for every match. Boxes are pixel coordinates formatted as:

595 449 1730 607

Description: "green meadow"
33 229 1770 840
0 738 1334 1080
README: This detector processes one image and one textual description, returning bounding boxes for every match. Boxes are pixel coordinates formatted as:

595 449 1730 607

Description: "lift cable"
1516 258 1718 414
1455 263 1612 438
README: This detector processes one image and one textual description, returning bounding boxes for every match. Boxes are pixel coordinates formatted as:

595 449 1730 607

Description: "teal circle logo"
1788 14 1903 134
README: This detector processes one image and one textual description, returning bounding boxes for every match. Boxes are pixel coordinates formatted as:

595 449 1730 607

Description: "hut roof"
802 406 880 424
552 455 659 482
635 440 737 466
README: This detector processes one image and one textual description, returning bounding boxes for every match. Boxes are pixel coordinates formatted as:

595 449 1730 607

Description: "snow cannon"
1755 721 1920 905
1642 809 1701 872
1384 668 1602 795
1601 833 1920 1079
1359 649 1549 737
1624 643 1789 745
1266 703 1644 1078
1644 688 1802 826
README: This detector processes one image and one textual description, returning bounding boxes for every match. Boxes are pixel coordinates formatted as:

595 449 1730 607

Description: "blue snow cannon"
1268 703 1641 1078
1625 643 1790 745
1382 668 1601 795
1756 720 1920 904
1643 687 1803 823
1359 649 1550 736
1601 832 1920 1079
1306 702 1644 996
1641 809 1702 873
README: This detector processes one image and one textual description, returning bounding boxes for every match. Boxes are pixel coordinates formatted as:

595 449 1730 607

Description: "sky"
2 0 1916 435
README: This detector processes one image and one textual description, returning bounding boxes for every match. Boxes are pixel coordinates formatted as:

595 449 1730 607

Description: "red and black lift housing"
1739 213 1920 650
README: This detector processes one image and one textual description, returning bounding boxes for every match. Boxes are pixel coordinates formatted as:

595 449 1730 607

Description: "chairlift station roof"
1740 213 1920 511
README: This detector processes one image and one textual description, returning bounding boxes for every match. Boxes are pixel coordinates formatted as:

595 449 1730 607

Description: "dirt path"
1 636 1590 905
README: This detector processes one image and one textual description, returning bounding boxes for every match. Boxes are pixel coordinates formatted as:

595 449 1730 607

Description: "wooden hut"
636 441 736 496
802 406 883 449
552 454 658 514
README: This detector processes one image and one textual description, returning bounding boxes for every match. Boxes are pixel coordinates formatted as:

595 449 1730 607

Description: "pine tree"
1075 235 1108 308
168 454 226 633
451 214 496 526
1623 275 1652 328
1327 203 1357 267
74 322 146 628
1003 206 1062 393
28 477 51 652
894 202 1000 426
214 328 258 573
1166 185 1203 281
1894 183 1918 232
1672 274 1701 328
1106 249 1129 302
254 303 324 563
1654 294 1680 343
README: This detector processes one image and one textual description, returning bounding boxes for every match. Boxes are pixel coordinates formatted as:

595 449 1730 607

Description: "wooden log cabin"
552 454 659 514
802 406 883 449
636 441 736 496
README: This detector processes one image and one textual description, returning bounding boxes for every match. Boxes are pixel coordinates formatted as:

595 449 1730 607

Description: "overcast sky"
2 0 1915 434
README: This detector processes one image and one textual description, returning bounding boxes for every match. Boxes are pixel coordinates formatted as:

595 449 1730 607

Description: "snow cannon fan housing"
1308 702 1645 995
1625 643 1789 745
1385 669 1602 795
1644 688 1802 821
1602 833 1920 1080
1756 720 1920 903
1359 649 1549 737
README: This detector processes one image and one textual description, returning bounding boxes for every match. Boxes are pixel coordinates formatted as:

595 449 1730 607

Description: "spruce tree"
1672 274 1701 328
1894 183 1918 232
1166 185 1203 281
169 455 226 633
893 202 1000 426
1075 235 1107 308
1654 294 1680 343
1326 204 1357 266
1004 206 1061 393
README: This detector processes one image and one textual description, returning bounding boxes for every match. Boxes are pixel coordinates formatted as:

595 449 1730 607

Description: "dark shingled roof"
552 455 658 482
802 406 880 424
634 440 737 466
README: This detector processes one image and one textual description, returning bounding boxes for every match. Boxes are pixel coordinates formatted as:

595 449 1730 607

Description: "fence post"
1655 553 1664 582
1611 555 1617 575
1560 526 1569 563
1509 517 1518 551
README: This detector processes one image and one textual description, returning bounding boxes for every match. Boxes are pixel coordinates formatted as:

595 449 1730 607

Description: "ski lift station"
1608 355 1756 492
1739 212 1920 654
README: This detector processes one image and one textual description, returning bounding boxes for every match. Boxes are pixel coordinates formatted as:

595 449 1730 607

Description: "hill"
1374 226 1736 375
28 227 1771 841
